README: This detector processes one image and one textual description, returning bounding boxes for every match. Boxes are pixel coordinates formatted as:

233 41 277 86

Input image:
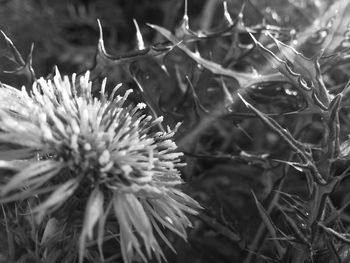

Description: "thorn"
183 0 189 21
185 75 209 114
96 19 108 55
160 64 169 75
237 93 250 108
220 77 234 105
247 31 259 45
223 2 233 25
54 66 60 76
1 30 25 65
133 19 146 50
236 123 254 142
238 1 246 19
97 19 103 41
1 30 14 46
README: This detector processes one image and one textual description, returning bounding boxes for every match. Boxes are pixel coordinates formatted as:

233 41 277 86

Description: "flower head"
0 69 201 263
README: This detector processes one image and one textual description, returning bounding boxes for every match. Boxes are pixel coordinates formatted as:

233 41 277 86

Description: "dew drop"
196 63 203 70
311 29 328 45
341 41 350 48
326 17 335 29
344 31 350 41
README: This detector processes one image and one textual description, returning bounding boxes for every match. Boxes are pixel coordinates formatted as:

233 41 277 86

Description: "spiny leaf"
326 94 342 158
175 0 238 40
90 20 172 79
3 43 36 83
272 159 305 172
308 180 339 226
0 31 36 83
298 1 350 55
148 23 286 89
251 191 285 258
0 30 25 65
318 222 350 244
277 205 311 247
269 33 330 108
238 93 326 185
249 32 330 110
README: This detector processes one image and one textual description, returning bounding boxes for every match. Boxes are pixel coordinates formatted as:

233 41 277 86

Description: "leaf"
79 187 104 263
308 180 339 226
0 30 25 66
90 20 172 80
238 94 326 184
41 217 59 244
33 179 78 222
199 211 241 242
175 0 238 40
339 137 350 160
251 191 285 258
277 205 310 247
85 188 104 239
249 32 330 110
97 202 112 260
318 222 350 244
298 1 350 55
326 94 342 158
148 23 286 89
0 31 36 83
325 237 342 263
0 160 63 195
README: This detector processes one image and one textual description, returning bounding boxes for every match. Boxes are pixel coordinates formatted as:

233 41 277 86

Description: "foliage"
1 0 350 262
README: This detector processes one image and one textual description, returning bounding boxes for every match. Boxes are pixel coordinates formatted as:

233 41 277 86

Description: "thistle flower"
0 69 201 263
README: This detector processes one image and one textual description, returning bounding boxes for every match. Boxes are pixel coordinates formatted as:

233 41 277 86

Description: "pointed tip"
0 30 12 43
220 77 234 104
223 2 234 25
54 66 60 75
133 19 146 50
248 31 258 44
184 0 188 19
97 19 103 41
266 31 281 45
329 93 342 109
96 19 109 57
265 30 274 39
27 43 35 65
237 93 249 107
250 189 258 203
160 64 169 75
240 1 246 13
146 23 156 29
